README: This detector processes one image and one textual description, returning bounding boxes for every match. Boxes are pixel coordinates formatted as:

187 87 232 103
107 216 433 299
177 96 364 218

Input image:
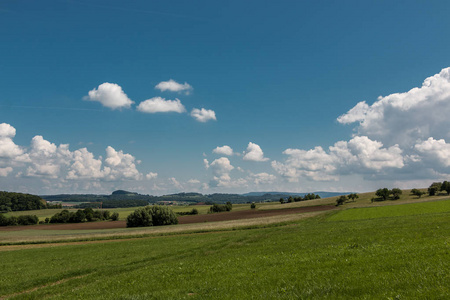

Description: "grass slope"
329 198 450 221
1 206 450 299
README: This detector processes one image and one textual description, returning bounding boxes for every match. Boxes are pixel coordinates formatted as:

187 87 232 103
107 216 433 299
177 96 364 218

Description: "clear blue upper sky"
1 0 450 195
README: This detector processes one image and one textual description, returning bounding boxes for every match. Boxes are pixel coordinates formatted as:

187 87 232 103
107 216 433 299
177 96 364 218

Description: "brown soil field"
0 205 336 232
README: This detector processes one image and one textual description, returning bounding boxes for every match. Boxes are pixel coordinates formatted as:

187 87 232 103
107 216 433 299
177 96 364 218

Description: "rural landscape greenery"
1 182 450 298
2 1 450 299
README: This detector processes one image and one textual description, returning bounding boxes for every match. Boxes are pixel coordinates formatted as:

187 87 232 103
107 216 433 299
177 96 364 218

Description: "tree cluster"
0 191 47 212
126 206 178 227
428 181 450 196
49 208 119 224
373 188 402 201
335 193 359 206
209 202 232 213
410 188 426 198
0 214 39 226
280 193 321 204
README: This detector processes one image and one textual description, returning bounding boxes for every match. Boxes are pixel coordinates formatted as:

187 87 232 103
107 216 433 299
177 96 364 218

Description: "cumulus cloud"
213 145 233 156
0 167 13 177
209 157 235 187
415 137 450 168
243 142 269 162
104 146 142 180
337 67 450 147
26 136 72 178
155 79 193 94
137 97 186 113
191 108 217 122
84 82 134 109
169 177 183 190
146 172 158 180
272 136 404 182
249 172 277 185
0 123 26 160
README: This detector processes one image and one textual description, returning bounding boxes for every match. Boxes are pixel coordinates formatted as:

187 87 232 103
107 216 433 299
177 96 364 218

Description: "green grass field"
329 198 450 221
1 198 450 299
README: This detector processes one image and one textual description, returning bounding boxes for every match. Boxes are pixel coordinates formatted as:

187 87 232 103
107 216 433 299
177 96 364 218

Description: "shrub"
251 203 256 209
126 206 178 228
110 212 119 221
17 215 39 225
391 188 402 200
336 195 347 206
209 202 232 213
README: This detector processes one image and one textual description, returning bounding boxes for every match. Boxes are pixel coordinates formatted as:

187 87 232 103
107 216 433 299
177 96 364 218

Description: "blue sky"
1 0 450 195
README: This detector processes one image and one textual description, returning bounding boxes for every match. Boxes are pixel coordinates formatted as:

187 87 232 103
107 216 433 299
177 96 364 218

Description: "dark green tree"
411 188 425 198
336 195 347 206
440 181 450 195
391 188 402 200
428 182 442 196
347 193 359 202
375 188 390 201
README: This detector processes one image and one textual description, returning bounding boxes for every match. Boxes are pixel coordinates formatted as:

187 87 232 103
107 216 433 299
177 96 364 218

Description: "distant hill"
39 190 348 208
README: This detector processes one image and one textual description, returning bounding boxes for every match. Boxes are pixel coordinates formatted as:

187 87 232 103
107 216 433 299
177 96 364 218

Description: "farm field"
3 203 253 222
0 206 333 244
329 198 450 221
1 200 450 299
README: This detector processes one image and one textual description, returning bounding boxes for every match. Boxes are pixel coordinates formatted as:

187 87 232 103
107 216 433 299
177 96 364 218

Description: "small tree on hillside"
411 188 425 198
347 193 359 202
375 188 390 201
279 198 285 204
336 195 347 206
441 181 450 195
391 188 402 200
428 182 442 196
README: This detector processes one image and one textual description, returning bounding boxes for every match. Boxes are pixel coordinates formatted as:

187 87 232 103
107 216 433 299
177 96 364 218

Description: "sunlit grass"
1 209 449 299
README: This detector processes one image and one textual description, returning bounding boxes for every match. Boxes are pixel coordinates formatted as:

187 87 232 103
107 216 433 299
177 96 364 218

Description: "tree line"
279 193 321 204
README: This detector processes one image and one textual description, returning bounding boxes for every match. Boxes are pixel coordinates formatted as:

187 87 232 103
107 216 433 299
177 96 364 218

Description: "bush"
110 212 119 221
251 203 256 209
209 202 232 213
336 195 347 206
17 215 39 225
126 206 178 228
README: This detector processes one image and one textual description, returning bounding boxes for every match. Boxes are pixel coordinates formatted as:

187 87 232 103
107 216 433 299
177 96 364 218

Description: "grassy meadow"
1 197 450 299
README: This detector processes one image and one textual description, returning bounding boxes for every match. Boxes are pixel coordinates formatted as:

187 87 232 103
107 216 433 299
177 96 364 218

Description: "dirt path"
0 205 336 232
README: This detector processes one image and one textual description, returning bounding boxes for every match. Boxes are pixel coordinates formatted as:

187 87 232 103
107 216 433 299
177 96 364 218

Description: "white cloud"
213 145 233 156
169 177 183 190
191 108 217 122
337 67 450 147
0 123 16 138
272 136 404 182
203 158 209 169
187 179 200 184
155 79 193 94
137 97 186 113
146 172 158 180
84 82 134 109
67 148 105 180
0 167 13 177
249 172 277 185
26 136 72 178
104 146 142 180
415 137 450 168
243 142 269 162
0 123 26 160
209 157 234 186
